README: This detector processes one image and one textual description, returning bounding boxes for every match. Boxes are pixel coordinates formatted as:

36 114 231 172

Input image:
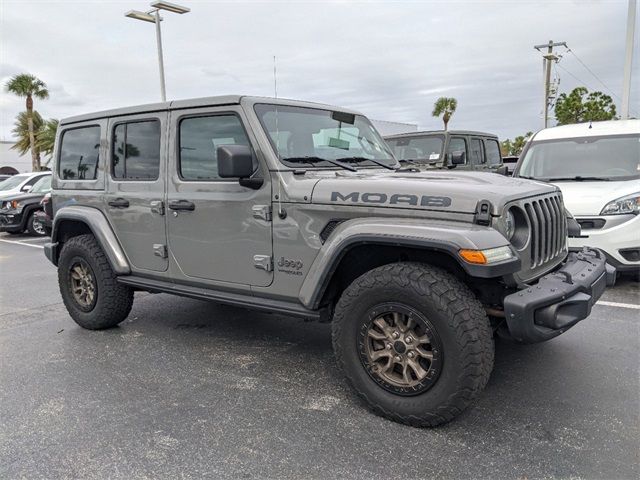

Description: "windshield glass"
0 175 28 191
386 135 444 163
254 104 397 169
30 175 51 193
518 134 640 181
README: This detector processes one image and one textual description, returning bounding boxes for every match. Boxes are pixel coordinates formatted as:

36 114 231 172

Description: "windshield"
0 175 29 191
386 135 444 163
254 104 397 169
30 175 51 193
518 134 640 181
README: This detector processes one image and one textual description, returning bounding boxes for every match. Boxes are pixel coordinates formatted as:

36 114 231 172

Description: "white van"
515 120 639 274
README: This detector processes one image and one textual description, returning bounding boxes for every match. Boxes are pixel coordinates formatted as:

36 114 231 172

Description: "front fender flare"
47 206 130 275
298 217 520 309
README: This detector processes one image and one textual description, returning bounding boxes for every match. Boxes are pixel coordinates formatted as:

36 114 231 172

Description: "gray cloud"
1 0 637 142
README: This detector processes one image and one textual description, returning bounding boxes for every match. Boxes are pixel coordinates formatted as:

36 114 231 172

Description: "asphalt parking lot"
1 232 638 479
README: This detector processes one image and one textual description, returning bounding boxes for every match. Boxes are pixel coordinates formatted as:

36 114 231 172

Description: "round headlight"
505 210 515 240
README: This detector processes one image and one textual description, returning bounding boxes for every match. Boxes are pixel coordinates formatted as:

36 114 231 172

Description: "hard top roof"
60 95 364 125
384 129 498 139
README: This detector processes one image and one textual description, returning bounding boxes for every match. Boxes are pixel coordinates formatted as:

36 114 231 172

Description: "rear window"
112 120 161 180
386 135 444 162
59 126 101 180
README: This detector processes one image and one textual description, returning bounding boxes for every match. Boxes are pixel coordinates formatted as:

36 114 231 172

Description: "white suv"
0 171 52 199
515 119 639 275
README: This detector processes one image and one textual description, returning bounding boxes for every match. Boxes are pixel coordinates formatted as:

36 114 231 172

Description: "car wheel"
58 234 133 330
26 212 47 236
332 262 494 427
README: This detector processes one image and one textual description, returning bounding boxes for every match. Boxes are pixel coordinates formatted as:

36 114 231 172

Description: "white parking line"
0 238 44 249
596 300 640 310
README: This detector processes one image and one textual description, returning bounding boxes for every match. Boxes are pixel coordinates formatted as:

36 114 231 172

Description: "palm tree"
432 97 458 130
5 74 49 171
36 118 59 164
11 111 44 162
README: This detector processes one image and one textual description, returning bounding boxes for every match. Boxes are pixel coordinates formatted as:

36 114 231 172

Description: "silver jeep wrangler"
45 96 615 426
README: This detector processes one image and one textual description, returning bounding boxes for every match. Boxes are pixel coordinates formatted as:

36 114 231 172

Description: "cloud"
0 0 637 142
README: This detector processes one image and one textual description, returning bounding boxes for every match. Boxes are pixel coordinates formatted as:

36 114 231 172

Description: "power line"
555 63 596 92
566 47 624 103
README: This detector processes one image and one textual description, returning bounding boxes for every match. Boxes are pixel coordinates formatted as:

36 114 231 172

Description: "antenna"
273 55 284 218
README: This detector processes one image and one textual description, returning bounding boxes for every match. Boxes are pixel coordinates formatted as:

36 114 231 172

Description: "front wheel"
332 262 494 427
27 212 47 236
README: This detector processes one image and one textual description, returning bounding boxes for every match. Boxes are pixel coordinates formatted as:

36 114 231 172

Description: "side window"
112 120 161 180
179 115 251 181
447 137 467 164
484 139 502 165
470 138 485 165
25 174 47 187
59 126 101 180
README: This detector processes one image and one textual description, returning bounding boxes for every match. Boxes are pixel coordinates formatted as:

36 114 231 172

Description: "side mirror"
21 185 32 193
450 151 465 165
495 165 509 176
217 145 263 189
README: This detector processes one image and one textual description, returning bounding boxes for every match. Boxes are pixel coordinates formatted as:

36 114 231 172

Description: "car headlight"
504 210 515 240
600 193 640 215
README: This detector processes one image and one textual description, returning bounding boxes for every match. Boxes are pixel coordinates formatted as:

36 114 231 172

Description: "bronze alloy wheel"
69 258 97 311
358 303 443 396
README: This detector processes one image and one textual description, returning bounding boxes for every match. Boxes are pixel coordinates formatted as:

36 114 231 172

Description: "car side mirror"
217 145 263 189
450 151 465 166
21 185 32 193
495 165 509 176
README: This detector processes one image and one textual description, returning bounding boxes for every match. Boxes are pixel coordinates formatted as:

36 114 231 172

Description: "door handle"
168 200 196 211
108 198 130 208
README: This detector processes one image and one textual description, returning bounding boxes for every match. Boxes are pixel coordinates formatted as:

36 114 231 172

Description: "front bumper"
0 212 24 232
503 248 615 344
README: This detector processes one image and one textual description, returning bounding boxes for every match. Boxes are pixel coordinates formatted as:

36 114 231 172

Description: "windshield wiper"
336 156 397 171
545 176 611 182
282 156 357 172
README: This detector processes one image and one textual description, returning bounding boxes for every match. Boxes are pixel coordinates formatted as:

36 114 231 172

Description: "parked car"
33 192 53 236
502 155 519 175
45 96 613 427
514 119 639 275
0 171 51 198
385 130 507 173
0 175 52 236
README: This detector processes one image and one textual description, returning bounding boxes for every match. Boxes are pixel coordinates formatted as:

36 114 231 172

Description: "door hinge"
150 200 165 216
153 244 167 258
252 205 272 222
253 255 273 272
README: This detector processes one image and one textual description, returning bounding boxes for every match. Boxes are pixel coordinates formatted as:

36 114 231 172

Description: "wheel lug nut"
408 351 415 358
394 355 402 362
392 332 399 339
406 336 413 343
386 343 392 350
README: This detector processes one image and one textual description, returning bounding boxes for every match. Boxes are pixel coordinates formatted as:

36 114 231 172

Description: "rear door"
104 112 168 273
166 105 273 287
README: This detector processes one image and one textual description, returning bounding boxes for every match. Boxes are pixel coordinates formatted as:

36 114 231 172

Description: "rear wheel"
332 262 494 427
26 212 47 236
58 234 133 329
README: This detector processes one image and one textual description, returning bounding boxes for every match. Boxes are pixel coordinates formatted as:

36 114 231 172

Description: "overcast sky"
1 0 638 142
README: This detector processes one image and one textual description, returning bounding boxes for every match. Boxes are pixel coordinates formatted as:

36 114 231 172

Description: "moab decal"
330 191 451 207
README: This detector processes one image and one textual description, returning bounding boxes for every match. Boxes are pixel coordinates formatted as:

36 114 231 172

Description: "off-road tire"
58 234 133 329
332 262 494 427
26 212 46 236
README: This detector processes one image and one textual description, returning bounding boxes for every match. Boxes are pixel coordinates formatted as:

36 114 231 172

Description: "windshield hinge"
252 205 272 222
253 255 273 272
474 200 493 226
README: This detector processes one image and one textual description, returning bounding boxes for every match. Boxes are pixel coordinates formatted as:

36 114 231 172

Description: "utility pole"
622 0 637 119
534 40 566 128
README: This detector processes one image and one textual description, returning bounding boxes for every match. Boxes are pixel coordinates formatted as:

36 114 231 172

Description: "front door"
166 106 273 287
104 113 168 273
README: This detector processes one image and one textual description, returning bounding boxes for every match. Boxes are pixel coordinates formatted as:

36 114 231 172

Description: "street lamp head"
125 10 157 22
150 1 190 14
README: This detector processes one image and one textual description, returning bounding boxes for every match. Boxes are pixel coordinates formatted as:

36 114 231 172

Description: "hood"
311 170 557 214
552 179 640 216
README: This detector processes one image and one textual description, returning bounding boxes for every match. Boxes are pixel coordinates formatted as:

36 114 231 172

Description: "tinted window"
387 135 444 163
59 126 100 180
447 137 467 164
179 115 251 180
112 120 161 180
485 139 502 165
470 138 485 165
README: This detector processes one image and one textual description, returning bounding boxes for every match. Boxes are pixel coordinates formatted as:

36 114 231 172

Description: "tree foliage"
36 119 59 161
554 87 617 125
500 131 533 156
432 97 457 130
11 111 44 156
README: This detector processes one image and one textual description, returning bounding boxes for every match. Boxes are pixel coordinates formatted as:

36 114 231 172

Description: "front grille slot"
521 193 567 269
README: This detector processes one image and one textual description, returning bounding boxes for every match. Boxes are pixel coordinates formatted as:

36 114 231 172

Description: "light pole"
125 1 190 102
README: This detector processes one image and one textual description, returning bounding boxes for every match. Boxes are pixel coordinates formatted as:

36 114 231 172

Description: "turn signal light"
459 249 487 264
459 246 515 265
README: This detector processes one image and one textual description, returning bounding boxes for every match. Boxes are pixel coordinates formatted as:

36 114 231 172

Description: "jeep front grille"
522 193 567 269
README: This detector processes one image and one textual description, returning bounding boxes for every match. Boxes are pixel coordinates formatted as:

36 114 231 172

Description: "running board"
117 275 322 320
